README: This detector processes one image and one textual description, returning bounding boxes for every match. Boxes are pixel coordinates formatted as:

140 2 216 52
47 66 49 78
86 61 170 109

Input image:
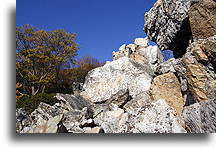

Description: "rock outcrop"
182 36 215 102
188 0 216 40
16 0 215 133
128 99 186 133
144 0 215 133
112 37 163 71
183 99 216 133
144 0 194 55
144 0 216 58
80 57 153 103
17 102 64 133
150 72 184 116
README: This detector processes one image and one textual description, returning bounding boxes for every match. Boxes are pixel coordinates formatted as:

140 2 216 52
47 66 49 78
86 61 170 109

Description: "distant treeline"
16 24 104 100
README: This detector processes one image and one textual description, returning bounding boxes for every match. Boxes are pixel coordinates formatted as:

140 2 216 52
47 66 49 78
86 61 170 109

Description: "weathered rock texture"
183 99 216 133
16 108 32 133
17 103 64 133
150 72 184 116
182 36 215 102
188 0 216 40
144 0 195 56
128 99 186 133
80 57 153 103
112 37 163 71
16 0 215 134
94 105 129 133
145 0 216 56
93 99 186 133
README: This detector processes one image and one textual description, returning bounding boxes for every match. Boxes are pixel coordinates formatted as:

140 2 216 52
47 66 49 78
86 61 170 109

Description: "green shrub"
16 93 58 114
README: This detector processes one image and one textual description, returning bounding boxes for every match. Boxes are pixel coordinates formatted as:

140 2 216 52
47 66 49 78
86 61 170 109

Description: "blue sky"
17 0 158 62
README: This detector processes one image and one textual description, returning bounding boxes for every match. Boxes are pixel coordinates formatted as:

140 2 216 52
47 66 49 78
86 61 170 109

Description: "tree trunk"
41 85 45 93
31 85 39 96
31 86 36 96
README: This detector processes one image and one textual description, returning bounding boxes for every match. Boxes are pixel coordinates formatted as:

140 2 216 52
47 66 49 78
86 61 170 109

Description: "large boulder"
155 36 215 104
94 99 186 133
182 37 215 102
150 72 185 115
182 99 216 133
22 114 63 133
61 107 90 133
188 0 216 40
112 37 163 71
55 93 93 117
80 57 153 103
144 0 216 58
93 105 129 133
128 99 186 133
16 108 32 133
144 0 195 57
155 58 197 106
18 103 64 133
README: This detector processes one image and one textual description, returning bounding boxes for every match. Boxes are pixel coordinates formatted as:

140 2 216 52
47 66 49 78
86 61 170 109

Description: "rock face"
188 0 216 40
183 99 216 133
94 105 129 133
182 37 215 102
26 114 63 133
16 0 215 134
112 37 163 71
129 99 186 133
150 72 184 115
93 99 186 133
144 0 215 133
16 108 32 133
144 0 194 55
144 0 216 58
80 57 153 103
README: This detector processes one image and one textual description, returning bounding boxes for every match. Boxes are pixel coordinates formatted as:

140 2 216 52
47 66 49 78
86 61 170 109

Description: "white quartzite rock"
144 0 192 49
129 99 186 133
93 105 129 133
112 37 163 71
182 99 216 133
134 37 149 49
81 57 153 103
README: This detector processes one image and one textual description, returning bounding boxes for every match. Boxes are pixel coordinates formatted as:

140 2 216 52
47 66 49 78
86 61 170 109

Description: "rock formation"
144 0 194 56
144 0 215 58
16 0 215 133
183 99 216 133
144 0 215 133
150 72 184 116
182 36 215 102
188 0 216 40
80 57 153 103
112 37 163 71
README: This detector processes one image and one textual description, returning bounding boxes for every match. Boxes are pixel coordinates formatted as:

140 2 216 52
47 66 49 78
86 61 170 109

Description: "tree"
16 24 79 95
46 56 104 94
73 56 103 83
16 82 23 101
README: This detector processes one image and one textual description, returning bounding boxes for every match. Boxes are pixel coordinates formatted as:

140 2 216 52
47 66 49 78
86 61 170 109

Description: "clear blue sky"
17 0 158 62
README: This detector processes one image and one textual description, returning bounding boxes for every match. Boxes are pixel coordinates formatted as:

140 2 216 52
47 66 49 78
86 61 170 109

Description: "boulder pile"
16 0 215 133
